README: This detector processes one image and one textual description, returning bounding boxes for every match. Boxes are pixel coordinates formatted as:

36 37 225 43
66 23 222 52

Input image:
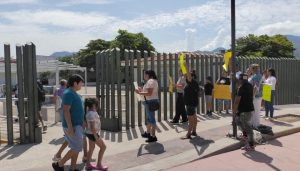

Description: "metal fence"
1 43 42 145
96 49 300 131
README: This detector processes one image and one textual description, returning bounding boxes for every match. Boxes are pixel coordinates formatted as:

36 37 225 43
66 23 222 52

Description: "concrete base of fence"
101 117 120 132
34 126 42 143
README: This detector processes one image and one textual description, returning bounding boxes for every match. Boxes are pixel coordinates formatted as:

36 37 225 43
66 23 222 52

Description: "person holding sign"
216 71 231 115
248 64 262 128
182 71 200 139
265 68 277 119
170 69 188 124
135 70 160 143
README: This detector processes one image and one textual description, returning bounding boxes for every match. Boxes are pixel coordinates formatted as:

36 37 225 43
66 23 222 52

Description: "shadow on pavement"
243 150 281 171
0 144 33 160
137 143 165 156
268 139 283 147
269 120 293 127
189 136 214 156
49 137 65 145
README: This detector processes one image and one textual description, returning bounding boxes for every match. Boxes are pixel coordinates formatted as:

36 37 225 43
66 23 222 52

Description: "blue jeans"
265 90 276 118
143 99 159 125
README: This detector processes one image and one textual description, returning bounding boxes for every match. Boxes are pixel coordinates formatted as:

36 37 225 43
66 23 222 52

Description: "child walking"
84 98 108 171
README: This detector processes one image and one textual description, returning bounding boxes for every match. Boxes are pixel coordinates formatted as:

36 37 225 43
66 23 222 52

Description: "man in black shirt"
233 73 255 151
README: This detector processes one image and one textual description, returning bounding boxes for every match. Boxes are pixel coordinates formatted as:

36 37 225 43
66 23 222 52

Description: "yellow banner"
168 75 173 94
214 85 231 100
179 53 187 74
222 51 232 71
262 84 272 102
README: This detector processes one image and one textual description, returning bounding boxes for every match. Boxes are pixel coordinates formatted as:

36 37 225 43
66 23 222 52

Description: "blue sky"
1 0 300 56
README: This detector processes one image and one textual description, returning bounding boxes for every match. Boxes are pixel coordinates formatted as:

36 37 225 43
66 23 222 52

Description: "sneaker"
180 119 188 124
86 163 97 170
241 144 255 152
96 164 108 171
52 162 64 171
52 154 61 162
82 156 88 163
181 134 192 140
191 132 198 136
43 126 47 132
146 136 157 143
170 120 179 124
141 132 150 138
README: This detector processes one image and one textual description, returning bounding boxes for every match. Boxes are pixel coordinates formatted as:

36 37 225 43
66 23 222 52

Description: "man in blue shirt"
52 74 84 171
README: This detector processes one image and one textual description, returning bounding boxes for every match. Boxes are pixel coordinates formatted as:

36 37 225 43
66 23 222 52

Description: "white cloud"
59 0 112 6
0 0 38 4
201 28 230 51
255 21 300 36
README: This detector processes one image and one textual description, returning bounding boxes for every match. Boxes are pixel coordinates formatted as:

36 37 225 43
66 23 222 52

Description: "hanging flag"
222 51 232 71
168 75 173 94
179 53 187 74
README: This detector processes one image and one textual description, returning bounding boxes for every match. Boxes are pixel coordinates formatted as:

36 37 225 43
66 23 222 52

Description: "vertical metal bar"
16 45 26 144
124 50 130 129
136 50 142 126
169 53 173 119
157 53 162 122
143 51 148 125
116 48 122 130
174 53 179 118
130 50 135 128
196 54 200 114
4 44 14 145
191 54 195 70
210 55 215 112
151 51 155 71
105 50 111 118
231 0 237 137
111 49 116 119
163 53 168 120
96 51 101 111
200 54 205 114
100 51 105 117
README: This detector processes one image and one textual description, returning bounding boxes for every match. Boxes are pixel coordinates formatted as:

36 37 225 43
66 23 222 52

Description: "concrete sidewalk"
166 132 300 171
0 104 300 171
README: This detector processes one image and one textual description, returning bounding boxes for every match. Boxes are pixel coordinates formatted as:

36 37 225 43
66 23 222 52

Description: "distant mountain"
212 47 226 54
286 35 300 59
50 51 75 58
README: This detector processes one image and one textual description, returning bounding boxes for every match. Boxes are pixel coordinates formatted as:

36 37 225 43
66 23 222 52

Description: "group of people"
52 75 108 171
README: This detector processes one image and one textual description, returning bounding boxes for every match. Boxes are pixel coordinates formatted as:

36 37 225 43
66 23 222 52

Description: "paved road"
167 132 300 171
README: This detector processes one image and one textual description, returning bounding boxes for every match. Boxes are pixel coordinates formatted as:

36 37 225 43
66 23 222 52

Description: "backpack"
37 82 46 102
256 124 274 136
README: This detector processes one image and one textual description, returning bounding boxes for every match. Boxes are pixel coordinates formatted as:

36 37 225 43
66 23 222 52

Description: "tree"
236 34 295 58
110 30 155 52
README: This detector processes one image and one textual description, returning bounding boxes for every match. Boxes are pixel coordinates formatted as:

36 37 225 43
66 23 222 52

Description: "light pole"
231 0 237 138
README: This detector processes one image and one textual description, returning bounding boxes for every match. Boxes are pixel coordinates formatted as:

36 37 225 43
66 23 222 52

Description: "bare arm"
233 96 241 116
63 105 73 136
136 88 153 96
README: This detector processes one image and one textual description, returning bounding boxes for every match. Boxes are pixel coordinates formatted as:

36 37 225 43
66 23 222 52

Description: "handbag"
144 96 160 112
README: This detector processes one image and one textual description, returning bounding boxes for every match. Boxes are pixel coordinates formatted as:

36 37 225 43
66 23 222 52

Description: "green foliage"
236 34 295 58
70 29 155 70
39 71 51 80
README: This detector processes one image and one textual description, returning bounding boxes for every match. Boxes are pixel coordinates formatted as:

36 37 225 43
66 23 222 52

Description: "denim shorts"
186 106 196 116
143 99 159 125
216 99 231 107
63 125 83 152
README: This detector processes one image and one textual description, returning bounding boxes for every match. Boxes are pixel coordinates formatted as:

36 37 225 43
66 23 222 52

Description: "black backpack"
256 124 274 136
37 82 46 102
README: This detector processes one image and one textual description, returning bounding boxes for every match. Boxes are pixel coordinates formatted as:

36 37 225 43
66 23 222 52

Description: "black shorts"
85 133 100 142
186 106 196 116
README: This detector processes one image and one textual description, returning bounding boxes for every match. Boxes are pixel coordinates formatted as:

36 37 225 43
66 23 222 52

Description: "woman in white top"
135 70 159 143
84 98 108 170
265 68 277 119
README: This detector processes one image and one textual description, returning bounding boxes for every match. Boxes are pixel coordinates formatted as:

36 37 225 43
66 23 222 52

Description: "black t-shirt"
204 83 214 95
184 79 200 106
237 82 254 113
217 77 231 85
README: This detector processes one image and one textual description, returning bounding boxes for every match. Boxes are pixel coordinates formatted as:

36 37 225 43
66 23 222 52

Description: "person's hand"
66 128 74 137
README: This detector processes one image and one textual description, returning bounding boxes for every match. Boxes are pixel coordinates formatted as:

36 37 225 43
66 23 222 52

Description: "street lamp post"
231 0 237 138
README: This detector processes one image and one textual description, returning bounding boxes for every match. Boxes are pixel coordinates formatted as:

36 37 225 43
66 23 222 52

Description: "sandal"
86 163 97 170
96 164 108 171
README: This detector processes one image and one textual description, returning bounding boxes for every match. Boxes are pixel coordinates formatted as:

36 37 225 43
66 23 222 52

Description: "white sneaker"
52 154 61 162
